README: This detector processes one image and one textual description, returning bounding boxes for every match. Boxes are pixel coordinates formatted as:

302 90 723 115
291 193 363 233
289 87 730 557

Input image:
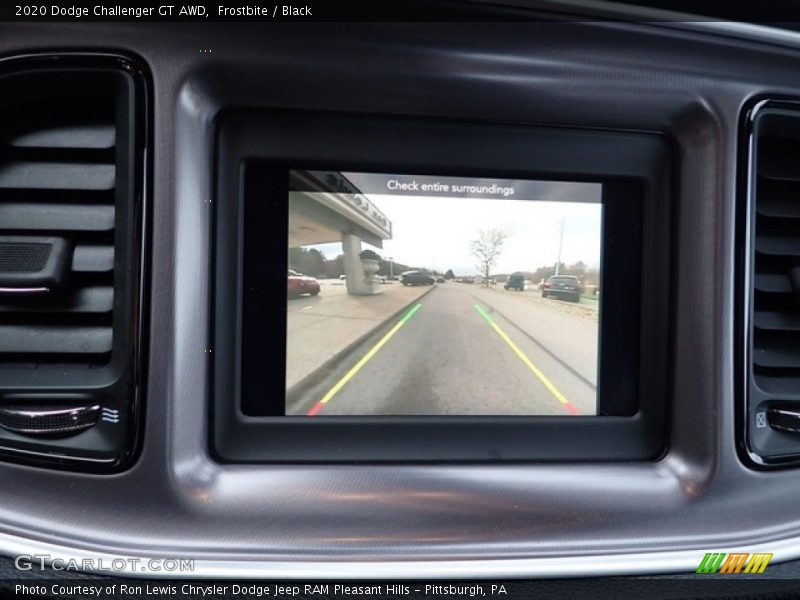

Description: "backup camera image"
286 171 602 416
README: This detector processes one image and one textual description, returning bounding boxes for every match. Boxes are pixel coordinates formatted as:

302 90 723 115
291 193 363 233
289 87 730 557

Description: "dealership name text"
16 584 506 597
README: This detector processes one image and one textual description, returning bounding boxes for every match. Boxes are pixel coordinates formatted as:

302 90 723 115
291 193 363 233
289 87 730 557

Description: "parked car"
288 269 321 297
504 272 526 291
399 270 435 286
436 276 446 283
541 275 582 302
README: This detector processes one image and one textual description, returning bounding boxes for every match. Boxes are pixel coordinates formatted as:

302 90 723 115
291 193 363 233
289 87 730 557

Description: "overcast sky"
304 179 603 275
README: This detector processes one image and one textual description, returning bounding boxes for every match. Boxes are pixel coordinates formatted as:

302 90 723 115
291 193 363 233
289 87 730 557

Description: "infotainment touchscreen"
218 113 667 460
285 171 602 417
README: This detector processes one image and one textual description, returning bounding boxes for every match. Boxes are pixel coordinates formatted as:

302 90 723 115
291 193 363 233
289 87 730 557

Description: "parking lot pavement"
286 281 434 393
288 282 599 416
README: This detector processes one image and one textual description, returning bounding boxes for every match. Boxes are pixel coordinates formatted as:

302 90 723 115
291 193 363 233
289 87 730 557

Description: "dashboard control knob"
766 406 800 434
0 404 101 435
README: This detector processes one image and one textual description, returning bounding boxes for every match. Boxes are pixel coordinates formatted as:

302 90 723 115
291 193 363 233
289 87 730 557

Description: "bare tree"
470 228 507 287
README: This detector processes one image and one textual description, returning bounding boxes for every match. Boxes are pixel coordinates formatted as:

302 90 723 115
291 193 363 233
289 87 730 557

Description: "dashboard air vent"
0 55 147 471
0 85 117 366
745 102 800 464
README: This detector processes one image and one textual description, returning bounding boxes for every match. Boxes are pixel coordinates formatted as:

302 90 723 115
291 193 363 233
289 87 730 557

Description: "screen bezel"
214 110 672 462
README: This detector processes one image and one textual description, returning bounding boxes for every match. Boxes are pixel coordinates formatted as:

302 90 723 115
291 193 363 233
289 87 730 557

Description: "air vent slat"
755 376 800 396
758 136 800 181
755 236 800 256
9 124 115 150
0 188 114 205
0 203 114 231
71 246 114 272
754 310 800 331
753 347 800 368
0 287 113 314
755 195 800 219
754 273 792 293
0 162 114 190
0 326 112 354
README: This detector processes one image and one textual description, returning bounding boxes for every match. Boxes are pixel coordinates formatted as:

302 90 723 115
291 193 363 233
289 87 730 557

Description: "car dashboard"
1 4 800 595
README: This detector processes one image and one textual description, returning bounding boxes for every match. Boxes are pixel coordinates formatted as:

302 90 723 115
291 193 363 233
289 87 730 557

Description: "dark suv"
504 272 526 291
399 270 435 286
541 275 582 302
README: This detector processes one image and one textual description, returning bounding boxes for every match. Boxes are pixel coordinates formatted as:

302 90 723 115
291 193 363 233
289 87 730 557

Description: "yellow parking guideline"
473 303 577 414
311 303 422 412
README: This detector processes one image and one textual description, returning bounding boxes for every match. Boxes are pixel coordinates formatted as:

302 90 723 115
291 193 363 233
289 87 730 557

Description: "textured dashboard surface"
0 20 799 577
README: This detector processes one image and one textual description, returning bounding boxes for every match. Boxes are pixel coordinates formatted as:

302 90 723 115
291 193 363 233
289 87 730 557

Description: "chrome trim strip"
0 530 796 578
0 287 49 294
743 99 763 466
0 444 114 463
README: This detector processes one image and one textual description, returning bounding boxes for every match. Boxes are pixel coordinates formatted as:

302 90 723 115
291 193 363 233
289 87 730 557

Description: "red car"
287 270 320 297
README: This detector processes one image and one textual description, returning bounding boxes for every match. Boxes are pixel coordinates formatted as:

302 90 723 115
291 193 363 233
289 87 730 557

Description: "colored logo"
696 552 773 574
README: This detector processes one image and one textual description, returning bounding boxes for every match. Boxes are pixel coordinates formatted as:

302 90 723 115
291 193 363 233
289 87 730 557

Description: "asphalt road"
288 283 598 416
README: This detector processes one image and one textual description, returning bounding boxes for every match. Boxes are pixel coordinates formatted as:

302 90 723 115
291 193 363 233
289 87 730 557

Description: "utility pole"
555 217 565 276
388 257 394 279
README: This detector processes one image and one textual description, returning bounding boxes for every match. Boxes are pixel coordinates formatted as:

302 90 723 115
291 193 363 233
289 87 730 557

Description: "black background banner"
6 0 800 22
3 578 800 600
0 1 548 22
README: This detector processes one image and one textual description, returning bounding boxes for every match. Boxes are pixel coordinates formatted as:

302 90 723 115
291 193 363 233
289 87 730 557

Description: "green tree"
288 247 327 277
288 247 306 272
324 254 345 278
306 248 326 277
